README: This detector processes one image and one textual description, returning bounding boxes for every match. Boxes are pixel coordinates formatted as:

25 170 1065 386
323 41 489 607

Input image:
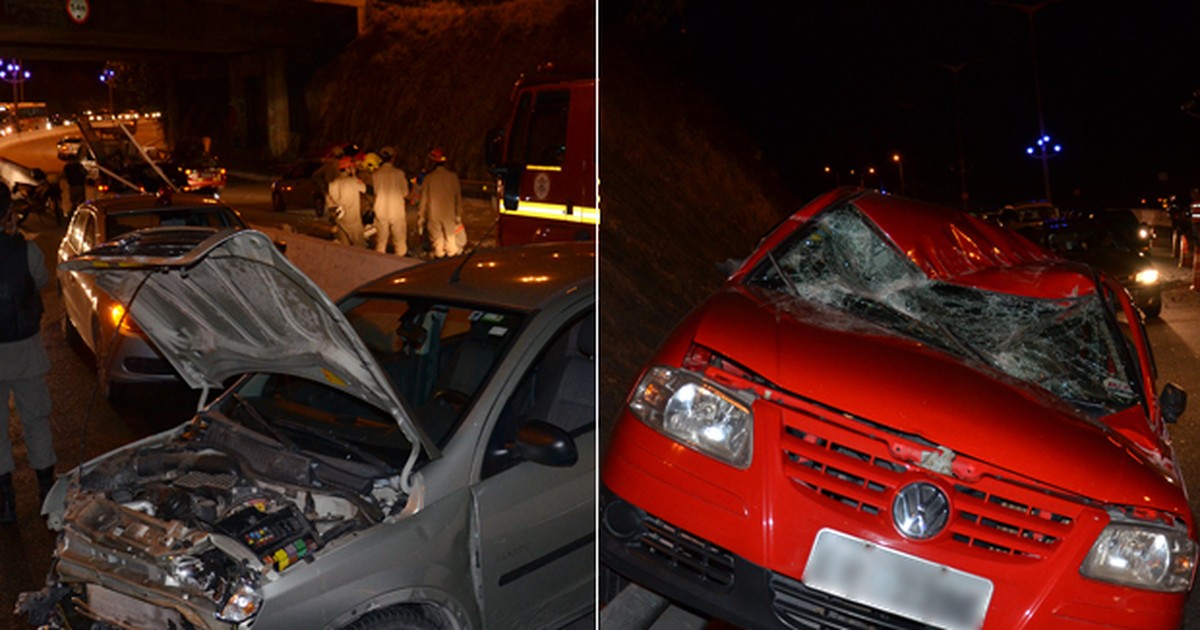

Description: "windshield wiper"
228 393 299 451
271 416 395 473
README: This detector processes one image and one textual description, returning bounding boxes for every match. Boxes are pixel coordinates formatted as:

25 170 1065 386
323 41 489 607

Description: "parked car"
178 154 228 195
57 191 248 401
1025 210 1163 318
601 188 1194 629
24 233 596 630
56 135 83 160
271 157 328 215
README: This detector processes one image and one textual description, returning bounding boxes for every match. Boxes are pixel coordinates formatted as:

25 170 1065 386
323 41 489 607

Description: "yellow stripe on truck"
501 201 599 225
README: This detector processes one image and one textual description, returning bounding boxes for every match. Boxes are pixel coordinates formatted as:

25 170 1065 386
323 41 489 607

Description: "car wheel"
92 318 127 404
313 194 326 217
272 191 286 213
61 313 81 347
1142 303 1162 319
341 606 443 630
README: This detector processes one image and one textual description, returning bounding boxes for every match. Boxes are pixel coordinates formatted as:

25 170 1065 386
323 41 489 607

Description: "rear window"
107 207 242 239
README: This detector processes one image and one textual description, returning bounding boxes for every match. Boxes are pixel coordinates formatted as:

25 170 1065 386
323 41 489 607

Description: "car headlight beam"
629 366 754 469
1081 522 1197 592
1135 268 1159 285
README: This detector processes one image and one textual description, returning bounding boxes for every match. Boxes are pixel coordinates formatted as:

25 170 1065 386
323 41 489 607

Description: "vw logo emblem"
892 482 950 540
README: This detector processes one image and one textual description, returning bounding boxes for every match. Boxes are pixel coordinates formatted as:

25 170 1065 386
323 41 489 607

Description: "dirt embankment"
598 23 803 438
306 0 594 181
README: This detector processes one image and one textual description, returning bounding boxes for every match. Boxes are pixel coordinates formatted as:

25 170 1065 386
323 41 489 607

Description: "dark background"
607 1 1200 213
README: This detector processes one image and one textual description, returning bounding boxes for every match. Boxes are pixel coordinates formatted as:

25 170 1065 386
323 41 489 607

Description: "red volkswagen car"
601 188 1195 629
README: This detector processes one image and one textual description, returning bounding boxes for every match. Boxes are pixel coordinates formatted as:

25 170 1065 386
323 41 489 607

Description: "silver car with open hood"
20 229 596 630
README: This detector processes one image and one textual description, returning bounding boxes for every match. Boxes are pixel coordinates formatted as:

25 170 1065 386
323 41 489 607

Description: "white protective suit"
327 171 367 247
371 162 410 256
418 164 464 257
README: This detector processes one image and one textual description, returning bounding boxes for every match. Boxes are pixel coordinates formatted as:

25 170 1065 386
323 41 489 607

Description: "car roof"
83 192 240 216
352 241 595 311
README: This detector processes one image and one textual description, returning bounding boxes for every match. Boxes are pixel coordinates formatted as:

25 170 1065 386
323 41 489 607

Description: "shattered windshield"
746 203 1141 417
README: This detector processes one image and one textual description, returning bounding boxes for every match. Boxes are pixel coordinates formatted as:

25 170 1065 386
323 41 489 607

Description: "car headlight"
1081 522 1197 592
1136 268 1159 285
216 579 263 623
628 366 754 469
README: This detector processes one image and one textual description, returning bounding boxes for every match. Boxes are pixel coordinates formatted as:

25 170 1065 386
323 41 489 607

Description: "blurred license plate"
802 529 992 630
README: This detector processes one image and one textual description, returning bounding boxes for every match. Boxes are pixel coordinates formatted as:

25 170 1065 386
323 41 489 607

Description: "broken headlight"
1081 522 1197 592
216 578 263 624
628 366 753 469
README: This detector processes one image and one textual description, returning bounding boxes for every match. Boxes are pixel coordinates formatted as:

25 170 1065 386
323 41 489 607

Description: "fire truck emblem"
534 172 551 200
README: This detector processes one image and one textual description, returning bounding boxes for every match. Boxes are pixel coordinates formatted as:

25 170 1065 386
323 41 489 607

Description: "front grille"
626 511 736 590
779 400 1081 561
770 571 935 630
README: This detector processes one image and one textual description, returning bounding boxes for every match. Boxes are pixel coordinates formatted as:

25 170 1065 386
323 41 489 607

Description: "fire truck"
487 72 596 246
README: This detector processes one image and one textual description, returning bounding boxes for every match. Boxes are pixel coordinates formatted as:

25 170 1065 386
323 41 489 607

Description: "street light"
892 153 906 195
0 59 31 136
1025 135 1062 200
993 0 1062 203
100 64 117 117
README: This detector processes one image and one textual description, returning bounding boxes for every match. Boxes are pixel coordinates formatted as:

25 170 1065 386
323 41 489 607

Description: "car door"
59 208 99 350
471 307 595 629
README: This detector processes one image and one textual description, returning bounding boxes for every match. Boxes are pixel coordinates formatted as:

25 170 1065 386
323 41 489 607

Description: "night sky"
637 1 1200 213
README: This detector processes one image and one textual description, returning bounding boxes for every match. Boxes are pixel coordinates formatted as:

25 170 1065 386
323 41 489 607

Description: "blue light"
1053 144 1061 152
1026 147 1035 155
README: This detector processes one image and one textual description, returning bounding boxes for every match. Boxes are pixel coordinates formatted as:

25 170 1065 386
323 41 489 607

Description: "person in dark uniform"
0 185 57 524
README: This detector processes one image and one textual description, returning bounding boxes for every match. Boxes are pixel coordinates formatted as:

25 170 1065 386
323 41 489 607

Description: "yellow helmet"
362 152 382 172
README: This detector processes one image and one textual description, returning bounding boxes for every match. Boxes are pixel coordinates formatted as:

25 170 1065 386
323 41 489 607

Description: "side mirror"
500 163 523 211
1161 382 1187 424
515 420 578 467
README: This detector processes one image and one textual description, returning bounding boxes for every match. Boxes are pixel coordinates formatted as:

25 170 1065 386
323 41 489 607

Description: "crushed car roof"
734 188 1078 296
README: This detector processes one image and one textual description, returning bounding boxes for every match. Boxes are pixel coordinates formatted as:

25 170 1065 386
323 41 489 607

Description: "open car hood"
60 227 436 458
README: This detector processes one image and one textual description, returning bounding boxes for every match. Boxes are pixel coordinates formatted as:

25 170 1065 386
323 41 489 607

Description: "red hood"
687 286 1186 511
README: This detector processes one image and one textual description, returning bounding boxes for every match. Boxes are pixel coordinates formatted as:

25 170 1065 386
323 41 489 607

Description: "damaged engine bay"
25 410 412 629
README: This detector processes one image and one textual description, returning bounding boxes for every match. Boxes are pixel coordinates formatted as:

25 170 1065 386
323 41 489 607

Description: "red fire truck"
487 72 596 246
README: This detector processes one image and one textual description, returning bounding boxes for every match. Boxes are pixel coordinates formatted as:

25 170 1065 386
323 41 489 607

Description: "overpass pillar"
228 48 291 159
266 48 290 159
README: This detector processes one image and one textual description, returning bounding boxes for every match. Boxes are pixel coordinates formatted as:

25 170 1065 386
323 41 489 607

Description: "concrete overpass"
0 0 364 159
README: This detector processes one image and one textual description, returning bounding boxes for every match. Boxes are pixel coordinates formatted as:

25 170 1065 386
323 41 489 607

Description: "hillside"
305 0 595 181
597 23 803 433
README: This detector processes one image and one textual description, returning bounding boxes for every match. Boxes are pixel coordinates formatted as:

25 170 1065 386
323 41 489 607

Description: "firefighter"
418 147 465 257
371 147 410 256
326 156 367 247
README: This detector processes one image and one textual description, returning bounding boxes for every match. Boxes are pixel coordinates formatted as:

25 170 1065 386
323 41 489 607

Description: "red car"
601 188 1195 629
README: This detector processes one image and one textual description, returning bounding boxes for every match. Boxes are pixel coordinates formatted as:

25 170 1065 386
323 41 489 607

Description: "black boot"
35 467 55 504
0 472 13 524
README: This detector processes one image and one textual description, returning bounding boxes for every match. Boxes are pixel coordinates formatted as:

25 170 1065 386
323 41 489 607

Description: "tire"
61 313 81 348
1142 303 1162 319
342 606 443 630
313 195 326 217
272 192 286 213
92 318 127 405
